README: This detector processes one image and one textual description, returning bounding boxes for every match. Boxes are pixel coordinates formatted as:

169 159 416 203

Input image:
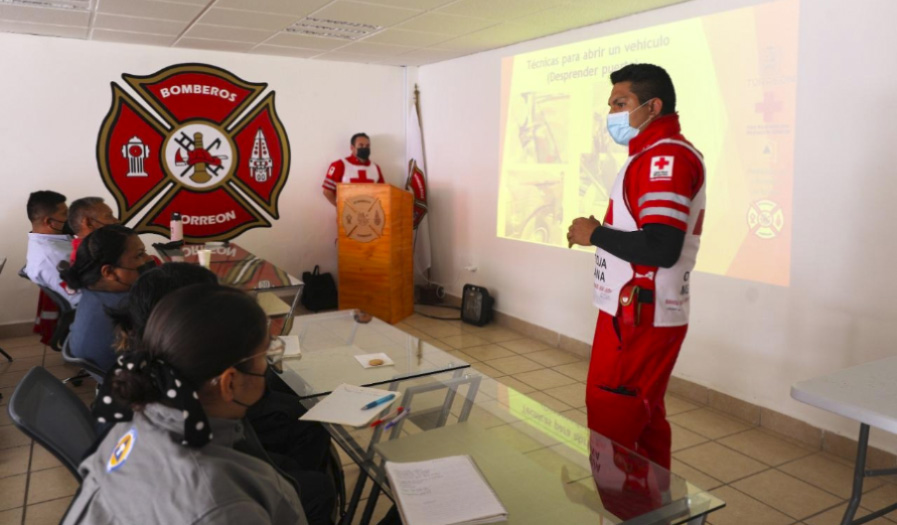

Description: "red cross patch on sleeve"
649 156 674 180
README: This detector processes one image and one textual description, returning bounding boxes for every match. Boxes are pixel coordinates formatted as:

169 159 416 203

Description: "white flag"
406 99 432 286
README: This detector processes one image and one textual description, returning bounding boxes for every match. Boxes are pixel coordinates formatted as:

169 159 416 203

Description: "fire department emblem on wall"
97 63 290 241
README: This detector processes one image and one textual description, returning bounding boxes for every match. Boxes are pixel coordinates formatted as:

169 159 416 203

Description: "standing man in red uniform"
322 133 385 206
567 64 706 469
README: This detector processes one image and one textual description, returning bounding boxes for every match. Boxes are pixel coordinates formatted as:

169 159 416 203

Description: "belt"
636 289 654 304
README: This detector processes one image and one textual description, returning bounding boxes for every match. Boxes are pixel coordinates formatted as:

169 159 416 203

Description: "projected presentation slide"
498 0 798 286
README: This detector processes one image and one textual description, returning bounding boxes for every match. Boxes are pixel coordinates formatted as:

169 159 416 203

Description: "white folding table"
791 356 897 525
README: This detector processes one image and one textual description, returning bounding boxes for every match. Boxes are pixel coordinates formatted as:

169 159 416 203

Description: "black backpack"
300 266 338 312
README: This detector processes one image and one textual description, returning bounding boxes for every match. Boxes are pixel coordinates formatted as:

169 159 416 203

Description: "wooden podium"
337 183 414 324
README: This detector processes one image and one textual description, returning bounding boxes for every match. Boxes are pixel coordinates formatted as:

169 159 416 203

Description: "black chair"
17 266 76 353
7 366 97 480
61 338 105 385
0 257 12 362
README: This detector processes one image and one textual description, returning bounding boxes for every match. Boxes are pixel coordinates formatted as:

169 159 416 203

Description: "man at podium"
322 132 385 206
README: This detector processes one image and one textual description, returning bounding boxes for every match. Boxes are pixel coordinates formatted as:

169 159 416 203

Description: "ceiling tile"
91 28 176 46
214 0 330 16
437 0 558 21
0 5 89 26
396 12 496 35
184 23 276 43
0 19 87 38
431 21 548 51
198 7 297 31
373 55 431 67
266 31 347 50
363 28 452 47
251 44 322 58
337 41 413 57
311 1 421 28
174 37 255 52
361 0 454 9
399 47 468 63
96 0 205 22
93 13 186 35
313 50 384 64
156 0 209 4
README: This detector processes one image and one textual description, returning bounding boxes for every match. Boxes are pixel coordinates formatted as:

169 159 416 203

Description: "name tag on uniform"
107 428 137 473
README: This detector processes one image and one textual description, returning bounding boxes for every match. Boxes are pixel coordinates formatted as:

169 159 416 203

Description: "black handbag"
300 266 338 312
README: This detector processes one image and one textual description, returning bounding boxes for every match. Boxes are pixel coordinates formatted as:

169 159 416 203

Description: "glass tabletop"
304 371 725 525
277 310 471 399
154 242 302 292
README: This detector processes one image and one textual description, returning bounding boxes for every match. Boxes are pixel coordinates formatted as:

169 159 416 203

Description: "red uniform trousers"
585 306 687 469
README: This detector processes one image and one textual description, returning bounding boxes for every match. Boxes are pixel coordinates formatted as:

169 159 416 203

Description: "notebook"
385 455 508 525
299 384 397 427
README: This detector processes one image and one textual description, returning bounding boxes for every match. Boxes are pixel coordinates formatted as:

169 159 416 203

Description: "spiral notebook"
384 455 508 525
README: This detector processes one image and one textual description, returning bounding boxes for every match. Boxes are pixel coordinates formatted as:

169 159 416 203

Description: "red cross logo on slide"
350 169 373 183
755 92 782 123
654 157 670 170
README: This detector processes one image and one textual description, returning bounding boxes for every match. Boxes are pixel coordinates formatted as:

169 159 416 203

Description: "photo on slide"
500 169 566 247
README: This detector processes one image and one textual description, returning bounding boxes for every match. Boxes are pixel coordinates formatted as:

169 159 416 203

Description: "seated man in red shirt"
68 196 119 263
322 132 385 206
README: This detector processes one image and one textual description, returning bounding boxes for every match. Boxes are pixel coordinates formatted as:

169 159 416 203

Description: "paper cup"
197 249 212 268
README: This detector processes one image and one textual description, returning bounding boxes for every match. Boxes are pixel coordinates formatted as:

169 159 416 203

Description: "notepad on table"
279 335 301 359
299 384 397 427
385 455 508 525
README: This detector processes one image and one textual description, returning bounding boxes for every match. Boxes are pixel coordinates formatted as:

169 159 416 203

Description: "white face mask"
606 100 652 146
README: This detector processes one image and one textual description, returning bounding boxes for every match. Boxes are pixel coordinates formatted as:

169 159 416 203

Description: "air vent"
0 0 91 9
285 16 382 41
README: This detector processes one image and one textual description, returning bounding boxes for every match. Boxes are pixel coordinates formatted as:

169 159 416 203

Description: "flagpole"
412 84 431 285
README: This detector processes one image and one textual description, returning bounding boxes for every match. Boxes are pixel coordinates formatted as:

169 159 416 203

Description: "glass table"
287 312 725 525
278 310 471 399
154 242 303 333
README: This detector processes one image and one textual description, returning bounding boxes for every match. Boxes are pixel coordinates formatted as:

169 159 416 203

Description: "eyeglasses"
210 336 286 384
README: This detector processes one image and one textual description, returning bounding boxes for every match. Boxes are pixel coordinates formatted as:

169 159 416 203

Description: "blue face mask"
606 100 652 146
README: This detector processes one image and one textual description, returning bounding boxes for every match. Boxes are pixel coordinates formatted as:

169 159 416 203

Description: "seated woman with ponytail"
63 284 307 525
60 224 155 373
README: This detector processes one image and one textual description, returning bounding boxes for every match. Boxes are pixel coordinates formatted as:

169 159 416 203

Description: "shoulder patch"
107 428 137 473
649 156 674 180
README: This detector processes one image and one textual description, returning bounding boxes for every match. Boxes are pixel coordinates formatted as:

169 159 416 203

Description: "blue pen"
362 393 396 410
384 409 410 430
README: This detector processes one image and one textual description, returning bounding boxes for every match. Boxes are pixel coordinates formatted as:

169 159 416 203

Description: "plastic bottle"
170 212 183 242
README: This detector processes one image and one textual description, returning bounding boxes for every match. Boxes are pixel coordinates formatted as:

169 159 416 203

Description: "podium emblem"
342 196 385 243
96 63 291 242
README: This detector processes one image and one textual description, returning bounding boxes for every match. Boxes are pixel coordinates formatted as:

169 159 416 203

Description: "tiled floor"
2 316 896 525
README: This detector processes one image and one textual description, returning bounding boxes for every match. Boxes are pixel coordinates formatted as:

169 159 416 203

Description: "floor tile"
494 376 536 395
0 409 12 427
351 492 393 525
803 503 897 525
732 469 842 520
24 496 73 525
0 355 44 374
440 334 489 349
424 339 456 352
551 362 588 382
718 428 815 467
461 344 516 362
780 453 884 499
484 355 543 376
512 369 579 391
0 506 23 524
476 328 523 344
671 458 724 491
707 485 793 525
41 352 67 368
0 473 27 511
497 338 551 354
0 445 31 478
671 423 709 452
2 344 45 359
417 322 464 339
30 444 64 472
445 349 477 364
862 483 897 513
524 349 582 368
0 425 31 450
26 466 78 505
525 391 572 412
542 382 586 409
470 361 504 378
0 336 42 350
674 442 768 483
559 409 588 427
668 408 753 439
664 394 699 416
0 368 29 389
